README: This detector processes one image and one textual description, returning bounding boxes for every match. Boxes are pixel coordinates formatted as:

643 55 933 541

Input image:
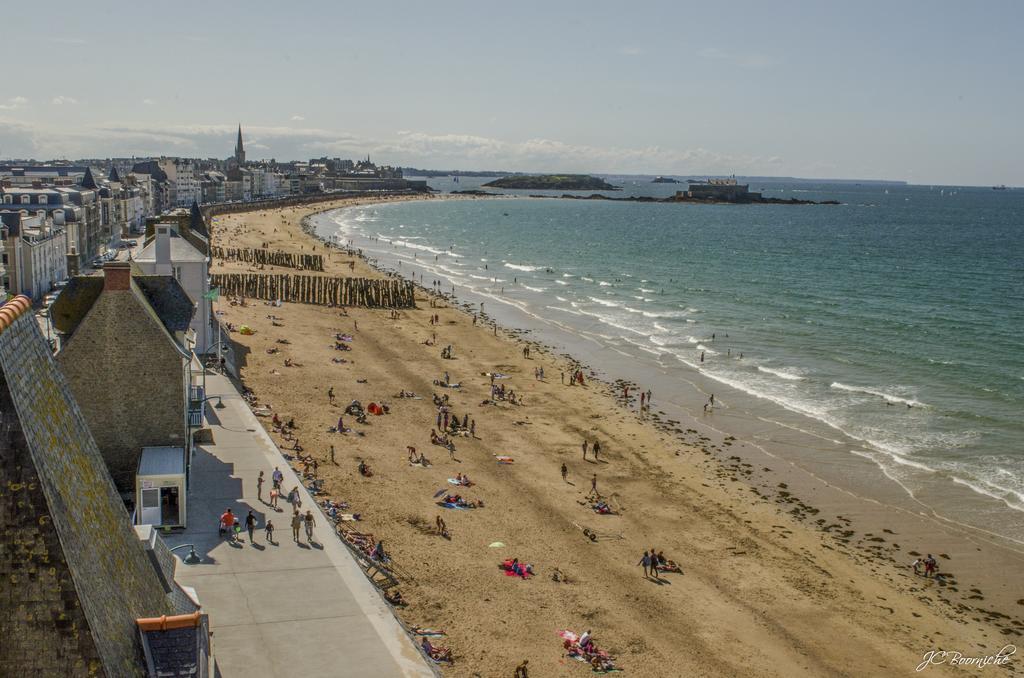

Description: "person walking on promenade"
304 510 316 543
291 511 302 542
245 510 257 544
265 519 275 544
272 466 283 491
257 470 265 502
561 463 568 483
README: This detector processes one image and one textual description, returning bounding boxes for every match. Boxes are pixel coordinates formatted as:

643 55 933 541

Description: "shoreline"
210 196 1021 676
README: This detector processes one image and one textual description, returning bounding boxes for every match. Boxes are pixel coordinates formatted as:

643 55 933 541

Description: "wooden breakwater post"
211 246 324 271
209 273 416 309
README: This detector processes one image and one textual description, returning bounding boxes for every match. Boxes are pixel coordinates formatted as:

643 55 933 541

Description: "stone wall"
210 272 416 308
0 300 173 677
57 288 187 491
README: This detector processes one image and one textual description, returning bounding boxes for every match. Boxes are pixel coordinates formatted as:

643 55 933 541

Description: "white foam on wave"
562 273 575 278
555 280 569 285
589 297 620 308
638 287 655 293
758 365 806 381
581 277 595 282
522 284 545 292
598 281 612 286
830 382 928 407
505 263 541 272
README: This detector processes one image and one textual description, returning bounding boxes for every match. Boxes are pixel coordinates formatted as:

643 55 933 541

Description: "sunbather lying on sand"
439 494 483 509
420 638 452 663
500 558 534 578
654 551 682 573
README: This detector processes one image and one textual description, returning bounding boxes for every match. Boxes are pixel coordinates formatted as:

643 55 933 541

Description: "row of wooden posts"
210 246 324 271
210 273 416 308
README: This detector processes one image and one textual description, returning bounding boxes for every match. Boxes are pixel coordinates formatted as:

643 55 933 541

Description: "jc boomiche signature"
916 645 1016 671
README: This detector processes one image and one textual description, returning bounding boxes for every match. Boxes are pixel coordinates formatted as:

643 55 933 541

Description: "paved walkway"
165 372 434 677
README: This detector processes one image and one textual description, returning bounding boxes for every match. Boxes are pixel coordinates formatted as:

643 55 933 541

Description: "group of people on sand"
489 382 523 405
407 446 431 466
564 630 616 672
912 554 940 577
638 549 681 578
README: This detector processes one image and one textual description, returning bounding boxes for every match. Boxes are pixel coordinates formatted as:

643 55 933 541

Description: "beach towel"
367 402 383 415
488 542 505 548
494 455 514 464
437 502 473 510
447 478 473 486
412 628 446 637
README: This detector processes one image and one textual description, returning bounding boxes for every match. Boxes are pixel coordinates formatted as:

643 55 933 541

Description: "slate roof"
136 233 208 263
51 274 195 338
108 166 122 183
189 201 208 238
80 167 99 190
143 626 199 676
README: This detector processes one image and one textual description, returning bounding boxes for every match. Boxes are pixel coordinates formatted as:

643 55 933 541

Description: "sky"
1 1 1021 185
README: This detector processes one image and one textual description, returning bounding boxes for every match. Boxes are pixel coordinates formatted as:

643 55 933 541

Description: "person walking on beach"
265 519 275 544
290 511 302 542
581 440 588 460
593 440 601 461
329 444 336 465
640 391 645 411
700 351 705 363
515 659 530 678
328 386 335 404
257 470 265 502
646 389 652 406
245 510 257 544
591 473 598 496
304 510 316 543
709 393 715 407
638 550 651 578
561 463 568 482
337 415 344 433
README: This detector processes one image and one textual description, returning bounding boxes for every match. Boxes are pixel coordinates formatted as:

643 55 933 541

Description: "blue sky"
1 1 1021 184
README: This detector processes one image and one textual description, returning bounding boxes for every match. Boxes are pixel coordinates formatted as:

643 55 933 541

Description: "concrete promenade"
165 372 434 677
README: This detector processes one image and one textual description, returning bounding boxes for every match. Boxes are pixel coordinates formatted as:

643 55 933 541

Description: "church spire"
234 124 246 165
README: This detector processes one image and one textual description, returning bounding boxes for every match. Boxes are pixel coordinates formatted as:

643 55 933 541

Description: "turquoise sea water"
318 178 1024 542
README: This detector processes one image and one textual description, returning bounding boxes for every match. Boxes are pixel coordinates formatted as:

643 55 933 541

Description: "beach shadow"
296 542 311 549
310 541 324 550
251 542 266 551
646 576 671 586
565 481 576 486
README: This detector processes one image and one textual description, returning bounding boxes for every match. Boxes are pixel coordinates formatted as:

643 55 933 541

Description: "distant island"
483 174 620 191
651 176 681 184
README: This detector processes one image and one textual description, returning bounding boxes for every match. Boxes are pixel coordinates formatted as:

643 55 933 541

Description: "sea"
313 177 1024 545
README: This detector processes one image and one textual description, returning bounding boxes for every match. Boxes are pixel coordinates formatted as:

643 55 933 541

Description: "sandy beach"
209 196 1020 677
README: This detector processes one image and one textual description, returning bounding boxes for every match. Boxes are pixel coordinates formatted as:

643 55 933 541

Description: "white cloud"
52 96 78 105
698 47 778 70
0 96 28 110
142 98 156 105
290 115 305 121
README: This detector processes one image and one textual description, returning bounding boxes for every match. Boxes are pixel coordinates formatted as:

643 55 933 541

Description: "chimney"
103 261 131 291
67 246 79 277
155 224 172 275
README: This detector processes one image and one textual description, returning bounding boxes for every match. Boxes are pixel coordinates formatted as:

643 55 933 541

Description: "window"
2 195 10 203
38 195 48 204
20 195 30 204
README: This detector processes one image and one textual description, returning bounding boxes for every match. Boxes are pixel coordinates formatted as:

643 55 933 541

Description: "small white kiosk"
136 446 187 528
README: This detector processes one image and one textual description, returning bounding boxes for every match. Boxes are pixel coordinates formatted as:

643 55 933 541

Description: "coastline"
210 196 1021 676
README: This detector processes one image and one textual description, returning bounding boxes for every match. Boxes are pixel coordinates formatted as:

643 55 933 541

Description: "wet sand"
209 197 1022 677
